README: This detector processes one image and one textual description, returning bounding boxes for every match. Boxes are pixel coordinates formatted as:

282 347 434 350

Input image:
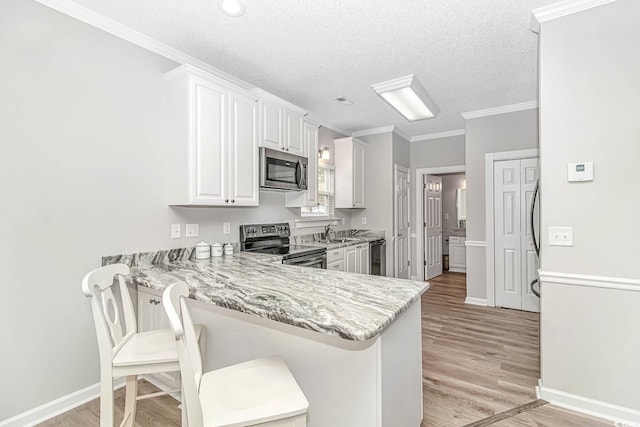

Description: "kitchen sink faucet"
324 224 332 243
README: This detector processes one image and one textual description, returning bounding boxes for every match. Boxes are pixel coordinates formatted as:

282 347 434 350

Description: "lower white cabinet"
342 243 370 274
448 236 466 273
137 287 181 389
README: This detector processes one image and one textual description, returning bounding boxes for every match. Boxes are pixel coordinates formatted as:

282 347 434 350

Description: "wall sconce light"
318 147 330 160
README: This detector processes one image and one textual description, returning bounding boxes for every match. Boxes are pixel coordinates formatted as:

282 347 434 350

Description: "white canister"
195 241 211 259
224 243 234 256
211 243 223 257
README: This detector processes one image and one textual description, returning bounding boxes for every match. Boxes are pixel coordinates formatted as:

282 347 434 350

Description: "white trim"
33 0 349 139
410 129 466 142
33 0 252 90
538 271 640 291
252 88 308 115
461 101 538 120
394 164 411 278
464 297 488 306
485 149 539 307
352 126 395 138
414 165 466 282
465 240 487 247
351 125 411 142
0 379 125 427
537 382 640 424
449 267 467 273
530 0 618 33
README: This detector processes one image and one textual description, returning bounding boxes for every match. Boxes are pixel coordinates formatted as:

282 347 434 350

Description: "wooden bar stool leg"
100 373 114 427
122 375 138 427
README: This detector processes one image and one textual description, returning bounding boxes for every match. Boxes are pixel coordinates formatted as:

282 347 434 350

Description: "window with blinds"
301 166 335 217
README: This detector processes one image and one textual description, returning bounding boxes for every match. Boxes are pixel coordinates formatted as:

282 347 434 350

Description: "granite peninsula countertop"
103 248 428 342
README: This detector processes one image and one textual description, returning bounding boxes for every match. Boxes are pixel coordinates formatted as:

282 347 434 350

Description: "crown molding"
410 129 465 143
530 0 618 33
351 126 395 138
34 0 351 139
351 125 411 141
34 0 254 90
461 101 538 120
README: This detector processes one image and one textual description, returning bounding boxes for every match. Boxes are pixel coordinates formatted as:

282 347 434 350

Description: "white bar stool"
163 282 309 427
82 264 202 427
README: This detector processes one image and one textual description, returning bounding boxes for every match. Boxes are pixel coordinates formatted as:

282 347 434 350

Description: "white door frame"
394 164 410 278
485 149 539 307
414 165 465 281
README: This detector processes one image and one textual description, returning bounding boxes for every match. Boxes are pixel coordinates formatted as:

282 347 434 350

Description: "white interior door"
494 158 540 312
521 158 540 312
394 165 410 279
424 175 442 280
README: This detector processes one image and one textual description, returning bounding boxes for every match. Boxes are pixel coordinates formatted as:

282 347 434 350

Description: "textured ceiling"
68 0 557 137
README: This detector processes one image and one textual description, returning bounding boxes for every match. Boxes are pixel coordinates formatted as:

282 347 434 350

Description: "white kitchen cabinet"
343 243 370 274
448 236 466 273
334 137 366 208
285 120 319 207
165 65 259 206
137 287 181 389
255 90 307 157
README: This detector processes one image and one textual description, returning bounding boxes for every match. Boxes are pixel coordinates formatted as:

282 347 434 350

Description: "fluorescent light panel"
372 75 439 121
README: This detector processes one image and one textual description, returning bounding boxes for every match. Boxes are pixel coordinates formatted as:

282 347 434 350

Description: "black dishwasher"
369 239 386 276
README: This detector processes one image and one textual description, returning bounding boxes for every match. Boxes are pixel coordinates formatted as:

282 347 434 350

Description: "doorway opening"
414 165 465 282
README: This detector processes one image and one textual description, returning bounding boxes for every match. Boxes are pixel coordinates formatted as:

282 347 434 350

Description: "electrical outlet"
361 217 367 225
223 223 231 235
171 224 181 239
548 226 573 246
185 224 199 238
444 213 449 220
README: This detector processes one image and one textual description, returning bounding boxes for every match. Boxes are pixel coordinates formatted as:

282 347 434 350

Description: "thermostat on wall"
567 162 593 182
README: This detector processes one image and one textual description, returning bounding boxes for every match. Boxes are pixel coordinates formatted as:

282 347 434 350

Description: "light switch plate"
548 226 573 246
171 224 181 239
185 224 199 238
361 217 367 225
444 213 449 220
223 223 231 235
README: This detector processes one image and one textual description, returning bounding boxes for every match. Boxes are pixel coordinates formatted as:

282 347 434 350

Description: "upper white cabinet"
335 137 366 208
165 65 259 206
285 120 319 207
254 89 307 157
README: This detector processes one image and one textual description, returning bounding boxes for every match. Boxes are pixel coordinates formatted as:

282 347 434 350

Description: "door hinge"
423 184 427 189
424 260 427 266
408 260 411 266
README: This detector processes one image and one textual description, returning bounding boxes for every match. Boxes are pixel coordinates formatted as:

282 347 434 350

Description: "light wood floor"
39 272 610 426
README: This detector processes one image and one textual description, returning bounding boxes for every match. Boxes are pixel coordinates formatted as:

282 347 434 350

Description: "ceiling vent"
335 96 353 106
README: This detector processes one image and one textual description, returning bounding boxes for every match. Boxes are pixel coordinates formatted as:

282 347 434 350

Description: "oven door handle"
293 259 324 267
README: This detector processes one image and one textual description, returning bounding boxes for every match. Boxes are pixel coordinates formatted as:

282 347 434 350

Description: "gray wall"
464 108 538 299
0 1 351 419
409 135 466 277
410 135 466 171
538 0 640 412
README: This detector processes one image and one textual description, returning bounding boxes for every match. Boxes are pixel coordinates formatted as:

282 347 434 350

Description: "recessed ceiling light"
335 96 353 106
219 0 246 17
371 75 439 121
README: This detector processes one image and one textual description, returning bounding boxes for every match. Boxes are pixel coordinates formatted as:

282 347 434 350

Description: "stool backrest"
163 282 204 427
82 264 136 366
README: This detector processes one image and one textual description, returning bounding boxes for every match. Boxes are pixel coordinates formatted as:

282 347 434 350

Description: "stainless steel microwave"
259 148 308 191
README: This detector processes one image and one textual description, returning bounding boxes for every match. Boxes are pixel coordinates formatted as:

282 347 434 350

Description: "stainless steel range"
240 222 327 269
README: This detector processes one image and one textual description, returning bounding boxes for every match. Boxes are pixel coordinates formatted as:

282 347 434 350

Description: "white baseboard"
0 378 124 427
464 297 487 306
448 267 466 273
537 380 640 424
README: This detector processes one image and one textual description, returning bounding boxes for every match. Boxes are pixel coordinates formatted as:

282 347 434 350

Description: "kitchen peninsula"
104 248 428 427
